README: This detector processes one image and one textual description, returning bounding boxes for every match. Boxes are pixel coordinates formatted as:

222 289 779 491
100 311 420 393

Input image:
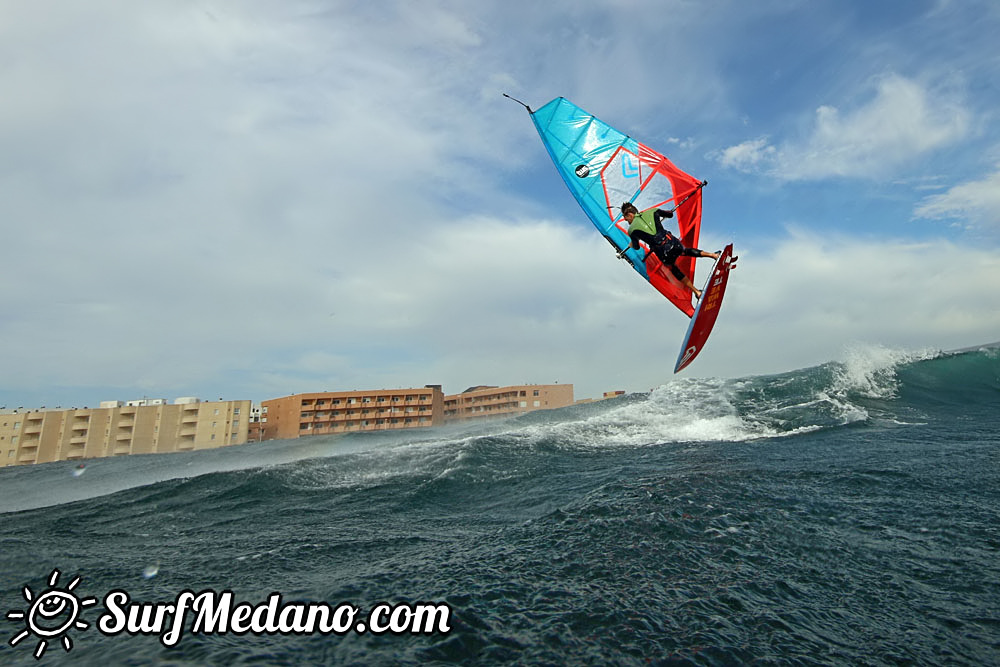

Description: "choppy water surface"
2 346 999 665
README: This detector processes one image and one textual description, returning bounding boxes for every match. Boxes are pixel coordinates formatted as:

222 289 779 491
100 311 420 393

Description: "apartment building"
260 383 576 440
0 398 251 467
575 390 627 405
0 384 583 460
248 404 265 443
261 386 446 440
442 384 574 422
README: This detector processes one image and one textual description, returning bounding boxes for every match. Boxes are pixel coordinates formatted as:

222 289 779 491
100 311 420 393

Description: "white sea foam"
833 343 938 399
487 378 785 449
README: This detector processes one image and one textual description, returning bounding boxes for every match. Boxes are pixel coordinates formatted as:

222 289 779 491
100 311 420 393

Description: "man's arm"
653 208 673 231
629 228 657 250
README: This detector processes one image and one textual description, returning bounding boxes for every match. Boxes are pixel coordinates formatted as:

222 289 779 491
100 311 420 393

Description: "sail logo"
574 164 590 178
6 569 452 658
621 155 639 179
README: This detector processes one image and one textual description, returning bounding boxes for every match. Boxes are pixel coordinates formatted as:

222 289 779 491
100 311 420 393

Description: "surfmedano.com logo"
7 569 452 659
6 570 98 659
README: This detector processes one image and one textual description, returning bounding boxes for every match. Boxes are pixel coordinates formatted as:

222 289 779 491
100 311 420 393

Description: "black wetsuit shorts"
653 236 699 280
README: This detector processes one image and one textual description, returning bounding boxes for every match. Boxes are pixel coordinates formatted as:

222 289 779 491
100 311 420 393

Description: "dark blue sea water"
2 345 999 665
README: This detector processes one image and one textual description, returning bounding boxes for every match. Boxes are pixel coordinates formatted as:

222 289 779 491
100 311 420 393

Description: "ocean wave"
2 344 996 515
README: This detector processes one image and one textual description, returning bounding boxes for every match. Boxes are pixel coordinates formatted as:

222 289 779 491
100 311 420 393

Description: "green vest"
627 209 658 237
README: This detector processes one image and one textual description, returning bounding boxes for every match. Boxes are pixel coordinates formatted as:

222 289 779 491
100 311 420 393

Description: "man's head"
620 202 639 222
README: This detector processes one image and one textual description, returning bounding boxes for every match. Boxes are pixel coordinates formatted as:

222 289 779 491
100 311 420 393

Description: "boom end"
503 93 532 113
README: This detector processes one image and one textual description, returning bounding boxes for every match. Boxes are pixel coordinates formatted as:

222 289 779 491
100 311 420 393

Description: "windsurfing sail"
513 96 706 317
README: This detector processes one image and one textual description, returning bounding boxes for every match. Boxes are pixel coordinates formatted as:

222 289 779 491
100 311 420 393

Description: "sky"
2 0 999 408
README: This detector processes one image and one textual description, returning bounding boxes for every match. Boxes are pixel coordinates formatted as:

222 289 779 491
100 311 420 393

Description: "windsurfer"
621 202 719 300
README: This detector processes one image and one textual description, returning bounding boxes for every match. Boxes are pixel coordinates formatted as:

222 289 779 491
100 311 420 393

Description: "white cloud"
913 166 1000 229
701 230 1000 377
0 0 741 407
718 74 970 181
169 217 1000 399
256 217 667 400
718 137 776 172
1 2 998 410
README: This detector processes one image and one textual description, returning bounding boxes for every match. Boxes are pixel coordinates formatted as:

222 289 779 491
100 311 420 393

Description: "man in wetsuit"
620 201 719 300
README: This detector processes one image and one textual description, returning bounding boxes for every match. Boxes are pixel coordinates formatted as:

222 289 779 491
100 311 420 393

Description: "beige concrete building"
261 386 446 440
443 384 574 422
575 390 627 405
248 404 265 443
0 384 583 458
259 383 576 440
0 398 251 467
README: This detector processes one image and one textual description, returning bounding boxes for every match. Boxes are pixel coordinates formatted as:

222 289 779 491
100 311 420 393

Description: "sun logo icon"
6 569 98 659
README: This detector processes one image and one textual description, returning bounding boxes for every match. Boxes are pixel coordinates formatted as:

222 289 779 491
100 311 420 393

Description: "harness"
628 210 680 261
